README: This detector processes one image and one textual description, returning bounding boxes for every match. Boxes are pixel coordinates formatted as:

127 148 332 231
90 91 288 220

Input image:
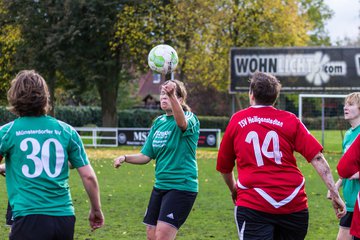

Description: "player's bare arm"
113 153 151 168
162 81 187 131
311 152 346 218
221 172 237 205
77 165 104 230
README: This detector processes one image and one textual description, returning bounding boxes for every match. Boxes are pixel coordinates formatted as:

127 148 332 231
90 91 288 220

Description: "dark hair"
7 70 51 116
161 79 191 111
249 71 281 105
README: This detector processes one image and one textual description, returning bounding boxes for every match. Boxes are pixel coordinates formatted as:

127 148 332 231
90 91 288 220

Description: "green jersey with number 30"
0 115 89 218
141 112 200 192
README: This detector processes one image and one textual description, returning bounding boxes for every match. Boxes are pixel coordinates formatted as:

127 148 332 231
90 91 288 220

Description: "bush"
198 116 229 131
302 116 347 130
0 106 17 124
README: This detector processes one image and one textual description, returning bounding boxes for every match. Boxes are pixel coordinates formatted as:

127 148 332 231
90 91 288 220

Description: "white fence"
75 127 118 147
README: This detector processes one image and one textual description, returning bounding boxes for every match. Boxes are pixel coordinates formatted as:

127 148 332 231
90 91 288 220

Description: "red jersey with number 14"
217 106 323 214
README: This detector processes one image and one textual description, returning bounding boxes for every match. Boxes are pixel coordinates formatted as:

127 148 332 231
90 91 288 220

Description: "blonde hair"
161 79 191 112
345 92 360 108
7 70 51 116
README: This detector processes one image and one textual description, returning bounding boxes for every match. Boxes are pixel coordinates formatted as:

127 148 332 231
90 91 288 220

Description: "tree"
300 0 334 46
0 1 21 104
1 1 129 126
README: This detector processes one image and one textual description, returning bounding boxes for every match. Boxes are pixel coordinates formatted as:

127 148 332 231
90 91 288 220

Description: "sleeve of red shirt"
337 135 360 178
294 120 323 162
216 118 236 174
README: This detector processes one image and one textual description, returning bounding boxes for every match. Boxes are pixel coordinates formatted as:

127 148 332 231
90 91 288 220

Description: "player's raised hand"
113 155 126 168
162 81 176 97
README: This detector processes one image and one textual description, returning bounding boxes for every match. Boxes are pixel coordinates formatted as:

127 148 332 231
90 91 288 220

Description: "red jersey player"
217 71 345 240
337 135 360 240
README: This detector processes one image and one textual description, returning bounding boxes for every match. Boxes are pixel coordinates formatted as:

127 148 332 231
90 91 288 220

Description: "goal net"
298 94 348 150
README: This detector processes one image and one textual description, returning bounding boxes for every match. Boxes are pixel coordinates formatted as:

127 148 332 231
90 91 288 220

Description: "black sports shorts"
143 187 197 229
235 206 309 240
10 214 75 240
339 211 353 228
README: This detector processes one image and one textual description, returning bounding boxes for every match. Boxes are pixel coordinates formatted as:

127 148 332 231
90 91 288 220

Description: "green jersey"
0 115 89 218
342 124 360 212
141 111 200 192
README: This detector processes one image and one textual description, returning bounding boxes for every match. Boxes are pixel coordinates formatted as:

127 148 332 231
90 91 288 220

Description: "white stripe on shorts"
234 206 245 240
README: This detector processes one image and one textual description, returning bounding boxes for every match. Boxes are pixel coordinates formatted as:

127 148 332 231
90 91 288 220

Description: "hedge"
0 106 347 131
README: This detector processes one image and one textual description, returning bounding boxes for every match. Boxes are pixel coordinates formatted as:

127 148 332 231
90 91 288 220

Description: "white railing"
75 127 118 148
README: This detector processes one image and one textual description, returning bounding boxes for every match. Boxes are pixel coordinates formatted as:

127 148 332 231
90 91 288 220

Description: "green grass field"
0 130 347 239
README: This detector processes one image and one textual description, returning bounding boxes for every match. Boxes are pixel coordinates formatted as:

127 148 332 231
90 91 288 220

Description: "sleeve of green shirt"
183 112 200 137
141 124 156 159
68 127 89 168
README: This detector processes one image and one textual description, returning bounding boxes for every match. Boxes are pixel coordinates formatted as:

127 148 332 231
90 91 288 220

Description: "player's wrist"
123 155 127 163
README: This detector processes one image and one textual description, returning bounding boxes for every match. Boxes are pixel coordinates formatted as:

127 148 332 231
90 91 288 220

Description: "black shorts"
339 211 353 228
6 202 13 226
10 215 75 240
235 206 309 240
143 187 197 229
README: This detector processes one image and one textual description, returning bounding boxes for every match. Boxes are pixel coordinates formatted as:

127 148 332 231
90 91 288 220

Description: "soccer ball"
148 44 178 74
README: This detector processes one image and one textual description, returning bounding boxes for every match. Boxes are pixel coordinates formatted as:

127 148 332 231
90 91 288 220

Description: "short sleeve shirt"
217 106 323 214
0 115 89 218
141 112 200 192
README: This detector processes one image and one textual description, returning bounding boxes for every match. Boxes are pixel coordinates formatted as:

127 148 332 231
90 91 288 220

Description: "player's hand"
0 163 6 177
162 81 176 97
89 208 104 231
331 195 346 219
114 156 126 168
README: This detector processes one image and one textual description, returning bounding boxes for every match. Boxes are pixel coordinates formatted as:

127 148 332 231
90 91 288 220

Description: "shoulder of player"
0 121 15 137
184 111 198 121
53 118 78 135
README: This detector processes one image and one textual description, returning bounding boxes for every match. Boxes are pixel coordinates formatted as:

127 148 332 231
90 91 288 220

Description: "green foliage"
54 106 103 127
300 0 333 46
117 109 164 128
0 0 336 119
0 106 16 124
198 116 230 131
303 116 347 130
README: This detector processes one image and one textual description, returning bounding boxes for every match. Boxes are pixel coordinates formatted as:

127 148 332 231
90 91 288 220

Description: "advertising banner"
117 128 220 148
230 47 360 93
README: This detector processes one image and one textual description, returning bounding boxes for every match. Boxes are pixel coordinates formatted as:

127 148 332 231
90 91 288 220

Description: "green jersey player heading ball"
0 70 104 240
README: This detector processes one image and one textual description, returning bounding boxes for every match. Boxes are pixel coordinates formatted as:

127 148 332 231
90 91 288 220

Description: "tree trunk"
98 74 119 128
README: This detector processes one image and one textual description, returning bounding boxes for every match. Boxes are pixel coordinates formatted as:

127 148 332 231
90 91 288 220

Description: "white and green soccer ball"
148 44 178 74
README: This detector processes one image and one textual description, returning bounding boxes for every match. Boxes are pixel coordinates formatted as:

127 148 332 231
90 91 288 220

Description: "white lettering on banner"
355 54 360 76
234 51 347 86
133 131 149 141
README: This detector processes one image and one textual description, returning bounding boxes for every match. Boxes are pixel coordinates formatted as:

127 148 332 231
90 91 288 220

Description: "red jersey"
337 135 360 238
217 106 323 214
